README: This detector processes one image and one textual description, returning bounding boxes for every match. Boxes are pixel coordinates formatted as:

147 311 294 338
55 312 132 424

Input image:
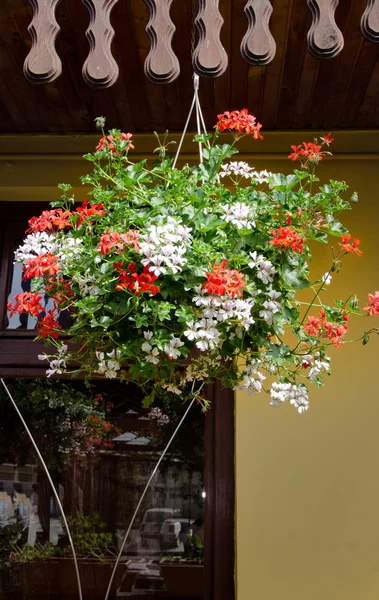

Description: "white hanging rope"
172 74 208 168
104 395 198 600
0 378 83 600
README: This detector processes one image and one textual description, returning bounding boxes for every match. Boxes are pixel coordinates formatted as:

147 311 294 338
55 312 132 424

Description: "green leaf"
195 213 224 232
325 214 348 236
142 390 155 409
279 263 310 290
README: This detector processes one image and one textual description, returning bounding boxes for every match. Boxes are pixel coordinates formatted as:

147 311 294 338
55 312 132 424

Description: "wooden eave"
2 1 379 133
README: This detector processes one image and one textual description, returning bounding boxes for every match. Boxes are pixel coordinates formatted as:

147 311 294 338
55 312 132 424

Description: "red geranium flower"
322 133 334 146
269 226 305 254
75 201 106 227
115 262 160 296
338 234 362 257
364 291 379 316
36 310 62 339
23 253 60 280
7 292 44 317
98 230 140 255
214 109 263 140
27 209 72 233
203 260 246 298
302 309 349 347
288 141 326 163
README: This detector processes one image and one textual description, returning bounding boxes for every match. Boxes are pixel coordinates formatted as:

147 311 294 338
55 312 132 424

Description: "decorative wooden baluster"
24 0 62 84
361 0 379 43
82 0 119 88
143 0 180 84
192 0 228 78
307 0 344 59
240 0 276 66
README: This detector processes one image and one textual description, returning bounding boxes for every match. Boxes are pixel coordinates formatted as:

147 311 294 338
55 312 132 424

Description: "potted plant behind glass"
159 534 204 598
8 110 379 416
11 512 132 599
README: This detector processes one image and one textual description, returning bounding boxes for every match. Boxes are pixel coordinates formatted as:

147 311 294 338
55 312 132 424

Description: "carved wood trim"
361 0 379 43
143 0 180 84
240 0 276 66
82 0 119 89
192 0 228 78
307 0 344 59
24 0 62 84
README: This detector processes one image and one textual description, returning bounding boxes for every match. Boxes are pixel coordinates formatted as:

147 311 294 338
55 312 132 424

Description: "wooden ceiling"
2 0 379 134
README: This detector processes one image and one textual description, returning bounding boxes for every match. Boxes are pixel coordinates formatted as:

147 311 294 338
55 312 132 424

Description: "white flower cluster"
38 344 69 378
234 359 266 394
96 349 121 378
52 236 83 268
301 353 331 382
141 331 160 364
270 382 309 413
14 232 56 262
148 407 170 426
164 336 184 359
220 202 256 230
184 318 221 351
249 252 276 285
219 162 272 183
139 216 192 276
220 161 255 179
259 290 282 325
192 286 255 330
142 332 185 363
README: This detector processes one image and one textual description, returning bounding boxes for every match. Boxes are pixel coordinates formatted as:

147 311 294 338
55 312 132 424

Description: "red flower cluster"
203 260 247 298
364 291 379 316
114 262 160 296
75 201 106 227
23 253 60 281
7 291 43 317
302 309 349 348
98 230 140 255
96 132 134 153
27 209 72 233
288 142 328 163
269 226 305 254
214 109 263 139
36 310 62 339
338 234 362 257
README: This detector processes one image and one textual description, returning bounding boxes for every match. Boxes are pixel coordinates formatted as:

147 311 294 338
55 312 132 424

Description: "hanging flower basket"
9 110 379 413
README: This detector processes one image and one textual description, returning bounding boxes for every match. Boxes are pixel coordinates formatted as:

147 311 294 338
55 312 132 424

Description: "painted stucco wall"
236 154 379 600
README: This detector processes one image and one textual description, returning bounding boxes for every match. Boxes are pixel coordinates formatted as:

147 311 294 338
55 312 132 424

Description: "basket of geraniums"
8 109 379 413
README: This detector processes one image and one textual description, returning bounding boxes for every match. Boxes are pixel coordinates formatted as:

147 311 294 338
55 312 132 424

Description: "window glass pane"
0 380 205 599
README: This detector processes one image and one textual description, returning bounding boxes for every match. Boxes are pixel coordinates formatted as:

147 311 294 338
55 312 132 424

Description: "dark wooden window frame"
0 201 235 600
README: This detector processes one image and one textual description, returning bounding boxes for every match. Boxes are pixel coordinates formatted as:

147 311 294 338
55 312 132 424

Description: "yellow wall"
236 155 379 600
1 131 378 599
